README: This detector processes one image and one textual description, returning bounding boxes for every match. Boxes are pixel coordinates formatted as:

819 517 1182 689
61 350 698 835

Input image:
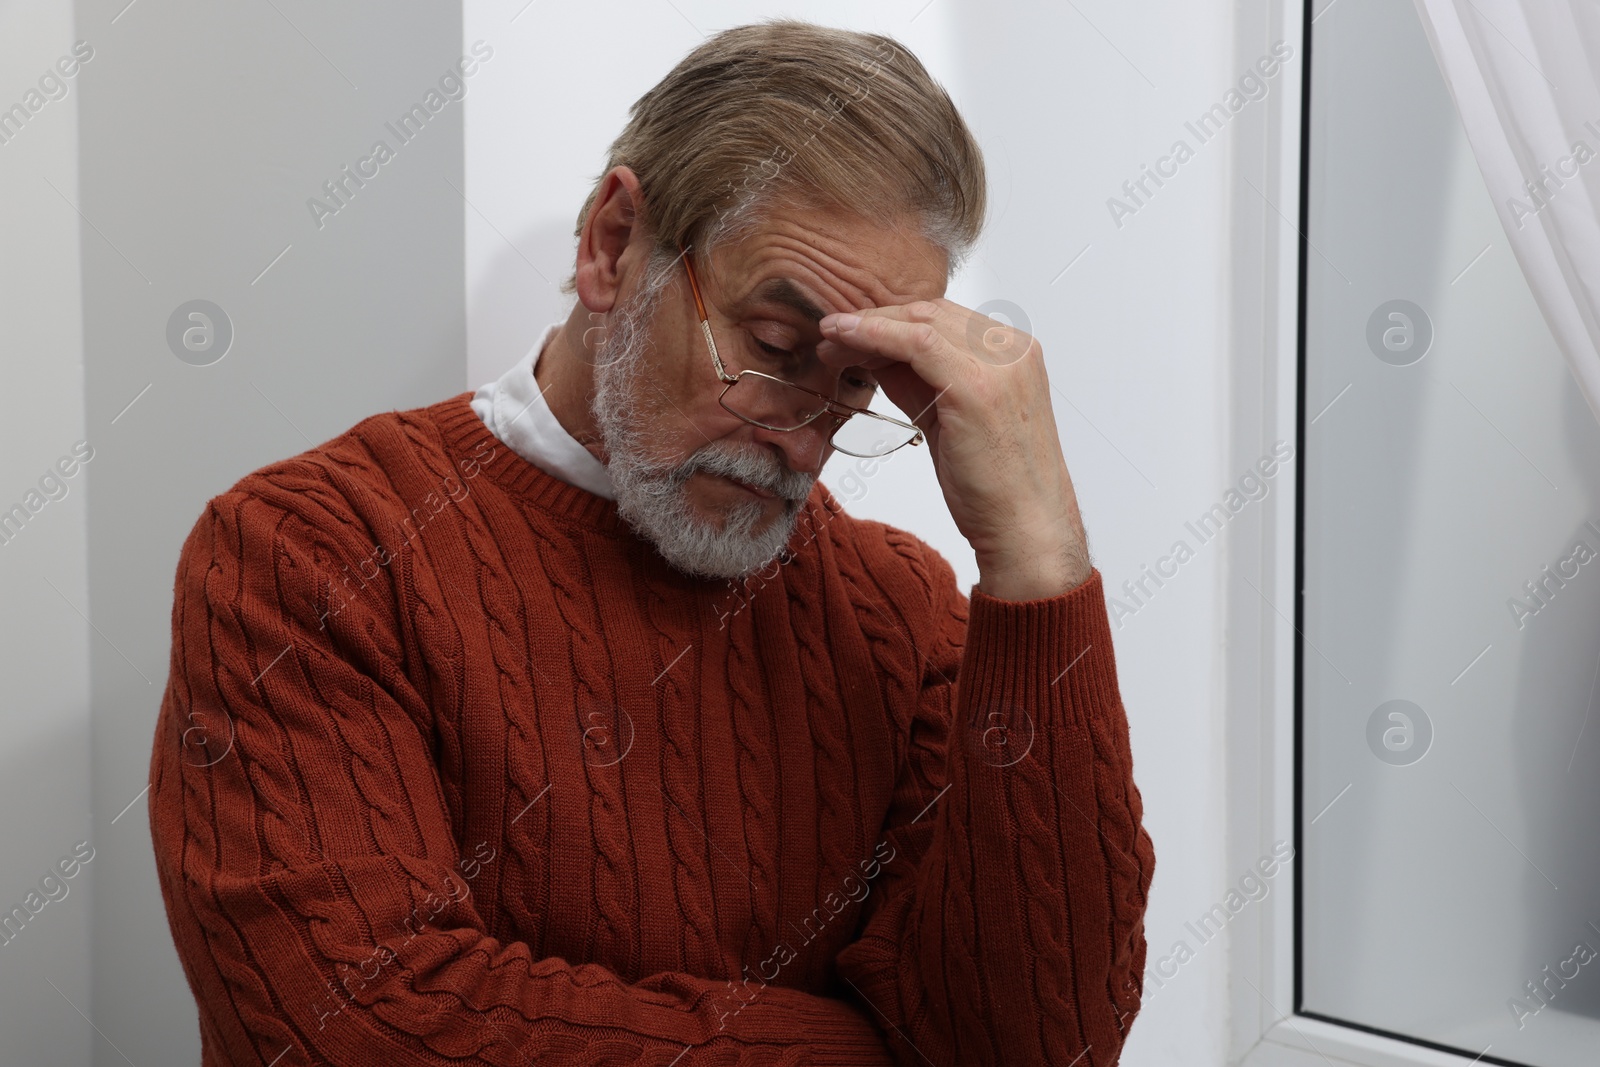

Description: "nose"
748 417 833 480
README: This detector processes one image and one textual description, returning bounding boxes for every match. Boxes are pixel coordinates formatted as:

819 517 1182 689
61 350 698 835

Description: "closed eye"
754 338 875 395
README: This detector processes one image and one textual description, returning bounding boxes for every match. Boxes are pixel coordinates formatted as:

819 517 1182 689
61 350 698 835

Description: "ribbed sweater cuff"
720 986 892 1063
958 567 1119 732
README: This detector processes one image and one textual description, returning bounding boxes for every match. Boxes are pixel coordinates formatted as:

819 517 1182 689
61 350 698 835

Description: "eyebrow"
741 276 877 380
746 277 832 324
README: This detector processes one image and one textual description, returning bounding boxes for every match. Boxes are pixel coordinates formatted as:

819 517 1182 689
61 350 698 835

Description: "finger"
817 304 967 394
815 300 967 368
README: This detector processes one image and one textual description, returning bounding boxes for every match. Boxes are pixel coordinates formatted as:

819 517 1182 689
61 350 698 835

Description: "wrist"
975 551 1092 601
971 509 1091 600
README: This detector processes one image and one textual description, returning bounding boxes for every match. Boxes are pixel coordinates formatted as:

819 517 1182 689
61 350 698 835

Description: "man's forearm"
955 574 1152 1061
840 568 1155 1065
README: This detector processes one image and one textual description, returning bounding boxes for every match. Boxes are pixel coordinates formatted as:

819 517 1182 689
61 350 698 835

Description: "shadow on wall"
1508 371 1600 1026
467 218 578 386
0 724 92 1067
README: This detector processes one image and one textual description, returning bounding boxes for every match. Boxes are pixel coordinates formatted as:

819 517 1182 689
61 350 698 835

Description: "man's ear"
575 165 649 315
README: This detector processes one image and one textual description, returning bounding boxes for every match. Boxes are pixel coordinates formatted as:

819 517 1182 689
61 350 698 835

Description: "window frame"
1228 1 1493 1063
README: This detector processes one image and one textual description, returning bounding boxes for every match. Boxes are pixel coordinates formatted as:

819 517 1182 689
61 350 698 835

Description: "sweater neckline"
433 391 631 535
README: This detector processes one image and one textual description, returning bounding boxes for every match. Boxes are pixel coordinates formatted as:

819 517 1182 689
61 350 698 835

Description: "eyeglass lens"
722 376 916 457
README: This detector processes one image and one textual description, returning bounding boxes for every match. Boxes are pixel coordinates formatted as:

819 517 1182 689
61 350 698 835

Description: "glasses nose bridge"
722 372 829 427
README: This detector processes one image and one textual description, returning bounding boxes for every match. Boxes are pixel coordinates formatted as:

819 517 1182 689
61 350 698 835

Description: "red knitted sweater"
148 391 1154 1066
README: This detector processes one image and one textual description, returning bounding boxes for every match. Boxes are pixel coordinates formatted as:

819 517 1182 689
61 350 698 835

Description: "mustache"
613 415 816 506
676 441 816 502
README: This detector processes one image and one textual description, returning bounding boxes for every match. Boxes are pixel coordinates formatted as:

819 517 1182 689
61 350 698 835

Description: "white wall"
0 2 1291 1063
464 3 1270 1064
0 3 93 1064
0 3 468 1064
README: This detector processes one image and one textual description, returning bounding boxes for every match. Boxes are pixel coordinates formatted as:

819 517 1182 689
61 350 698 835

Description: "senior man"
149 18 1154 1066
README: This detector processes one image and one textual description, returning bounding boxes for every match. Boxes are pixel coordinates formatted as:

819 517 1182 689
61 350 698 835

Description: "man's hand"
816 299 1092 601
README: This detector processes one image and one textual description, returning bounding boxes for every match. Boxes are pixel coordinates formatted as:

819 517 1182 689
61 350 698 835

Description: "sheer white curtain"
1412 0 1600 424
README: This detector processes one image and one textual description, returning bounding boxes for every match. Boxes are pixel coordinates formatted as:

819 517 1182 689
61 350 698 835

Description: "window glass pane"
1302 2 1600 1064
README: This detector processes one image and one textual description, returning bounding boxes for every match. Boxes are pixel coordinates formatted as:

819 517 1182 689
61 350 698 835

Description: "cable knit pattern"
148 391 1155 1066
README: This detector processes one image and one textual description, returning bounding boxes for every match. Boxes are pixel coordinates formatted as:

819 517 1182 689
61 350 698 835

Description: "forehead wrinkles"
732 232 928 315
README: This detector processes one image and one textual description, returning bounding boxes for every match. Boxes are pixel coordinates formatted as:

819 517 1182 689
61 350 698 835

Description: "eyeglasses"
678 242 925 459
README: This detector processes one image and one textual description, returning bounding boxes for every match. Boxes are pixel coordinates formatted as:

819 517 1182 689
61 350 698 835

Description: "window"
1298 2 1600 1064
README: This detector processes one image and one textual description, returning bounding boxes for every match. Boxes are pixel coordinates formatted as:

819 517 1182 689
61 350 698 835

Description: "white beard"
589 252 818 581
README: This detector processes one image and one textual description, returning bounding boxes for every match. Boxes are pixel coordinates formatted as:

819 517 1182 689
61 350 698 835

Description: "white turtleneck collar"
469 322 616 501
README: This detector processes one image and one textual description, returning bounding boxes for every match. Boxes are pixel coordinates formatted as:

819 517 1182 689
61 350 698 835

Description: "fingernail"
826 313 861 332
